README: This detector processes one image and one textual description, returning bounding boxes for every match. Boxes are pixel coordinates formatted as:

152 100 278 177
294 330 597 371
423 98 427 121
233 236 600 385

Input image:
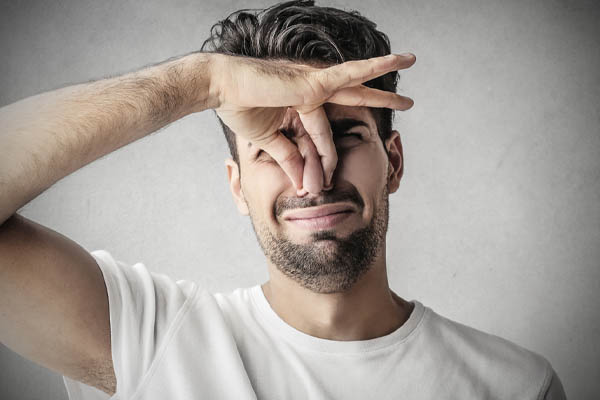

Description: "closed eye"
334 132 364 144
336 133 362 140
255 132 362 160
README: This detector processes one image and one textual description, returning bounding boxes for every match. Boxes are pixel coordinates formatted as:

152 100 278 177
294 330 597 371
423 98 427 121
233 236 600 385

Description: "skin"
225 104 415 341
0 51 414 395
213 53 416 195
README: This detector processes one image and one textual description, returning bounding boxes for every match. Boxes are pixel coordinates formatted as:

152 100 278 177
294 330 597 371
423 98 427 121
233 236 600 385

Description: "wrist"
176 52 221 115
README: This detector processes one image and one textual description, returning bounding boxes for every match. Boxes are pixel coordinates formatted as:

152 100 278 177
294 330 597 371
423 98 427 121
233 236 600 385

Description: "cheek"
242 164 289 220
336 144 388 218
337 144 387 190
254 163 291 197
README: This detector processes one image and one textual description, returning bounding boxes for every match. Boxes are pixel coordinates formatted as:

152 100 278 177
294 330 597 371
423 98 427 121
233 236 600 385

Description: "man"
0 1 566 399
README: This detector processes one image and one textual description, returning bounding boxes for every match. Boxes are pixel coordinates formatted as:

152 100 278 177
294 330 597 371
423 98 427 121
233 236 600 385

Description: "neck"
261 245 413 341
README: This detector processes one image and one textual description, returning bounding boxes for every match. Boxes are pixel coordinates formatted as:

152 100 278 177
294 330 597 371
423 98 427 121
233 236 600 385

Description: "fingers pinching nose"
322 182 334 192
296 187 309 197
295 177 334 197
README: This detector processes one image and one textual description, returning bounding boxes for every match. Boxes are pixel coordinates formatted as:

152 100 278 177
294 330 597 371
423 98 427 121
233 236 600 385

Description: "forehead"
236 104 377 154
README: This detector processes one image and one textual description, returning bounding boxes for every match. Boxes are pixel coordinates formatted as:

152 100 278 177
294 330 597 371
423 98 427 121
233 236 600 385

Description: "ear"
384 130 404 194
225 157 249 215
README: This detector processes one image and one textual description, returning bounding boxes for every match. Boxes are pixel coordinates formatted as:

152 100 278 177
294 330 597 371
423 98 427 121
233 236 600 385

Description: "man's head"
201 0 400 165
201 0 405 293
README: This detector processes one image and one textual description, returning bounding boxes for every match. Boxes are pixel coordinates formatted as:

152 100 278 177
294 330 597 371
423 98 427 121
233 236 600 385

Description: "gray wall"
1 0 598 398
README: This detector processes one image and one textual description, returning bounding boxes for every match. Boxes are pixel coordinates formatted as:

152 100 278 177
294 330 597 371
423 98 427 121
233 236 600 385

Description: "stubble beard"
248 184 389 294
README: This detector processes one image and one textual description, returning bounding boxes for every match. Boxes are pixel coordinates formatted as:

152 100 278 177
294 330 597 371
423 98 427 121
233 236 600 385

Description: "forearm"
0 51 215 225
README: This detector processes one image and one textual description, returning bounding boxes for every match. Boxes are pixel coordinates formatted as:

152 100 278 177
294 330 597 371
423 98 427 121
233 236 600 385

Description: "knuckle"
253 133 277 147
355 96 367 107
309 130 325 140
306 75 328 99
280 149 303 165
316 69 333 88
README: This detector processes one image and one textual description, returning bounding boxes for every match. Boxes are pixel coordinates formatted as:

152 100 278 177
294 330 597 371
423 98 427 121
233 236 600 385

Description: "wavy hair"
200 0 399 165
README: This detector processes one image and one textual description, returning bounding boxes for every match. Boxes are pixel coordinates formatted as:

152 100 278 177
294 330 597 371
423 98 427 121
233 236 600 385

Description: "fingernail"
400 53 414 59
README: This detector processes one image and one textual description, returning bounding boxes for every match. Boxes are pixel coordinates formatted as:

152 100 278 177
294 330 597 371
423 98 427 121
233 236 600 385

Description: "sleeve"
86 249 200 398
540 363 568 400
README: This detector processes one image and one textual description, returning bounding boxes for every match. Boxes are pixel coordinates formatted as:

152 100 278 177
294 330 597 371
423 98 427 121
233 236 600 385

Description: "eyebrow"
247 118 369 149
330 118 370 134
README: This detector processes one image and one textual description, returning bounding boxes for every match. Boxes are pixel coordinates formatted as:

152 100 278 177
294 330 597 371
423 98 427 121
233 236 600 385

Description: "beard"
247 183 389 294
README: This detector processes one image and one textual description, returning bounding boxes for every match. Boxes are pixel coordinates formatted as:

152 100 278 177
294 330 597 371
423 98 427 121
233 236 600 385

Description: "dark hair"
200 0 399 165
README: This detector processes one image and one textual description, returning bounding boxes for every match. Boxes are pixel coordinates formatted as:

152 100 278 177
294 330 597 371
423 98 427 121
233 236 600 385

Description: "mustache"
275 184 364 216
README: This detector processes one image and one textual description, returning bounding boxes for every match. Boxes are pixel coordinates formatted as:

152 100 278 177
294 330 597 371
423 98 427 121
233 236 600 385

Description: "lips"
283 203 355 220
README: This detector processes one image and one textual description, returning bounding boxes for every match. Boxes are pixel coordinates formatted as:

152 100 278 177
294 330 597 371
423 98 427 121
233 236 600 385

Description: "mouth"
283 203 356 230
283 203 355 220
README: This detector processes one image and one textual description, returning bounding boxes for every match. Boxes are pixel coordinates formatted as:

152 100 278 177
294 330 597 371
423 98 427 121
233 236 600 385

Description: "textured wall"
1 0 599 398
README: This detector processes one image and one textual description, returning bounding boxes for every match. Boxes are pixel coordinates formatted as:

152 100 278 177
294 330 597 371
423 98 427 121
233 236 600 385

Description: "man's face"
226 104 403 294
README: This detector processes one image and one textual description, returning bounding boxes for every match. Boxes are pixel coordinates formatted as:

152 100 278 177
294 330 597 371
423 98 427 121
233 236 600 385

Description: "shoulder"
421 305 553 396
211 286 259 335
212 286 254 319
83 250 201 396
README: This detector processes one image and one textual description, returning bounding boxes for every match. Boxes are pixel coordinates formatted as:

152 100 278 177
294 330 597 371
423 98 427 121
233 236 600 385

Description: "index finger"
319 53 416 90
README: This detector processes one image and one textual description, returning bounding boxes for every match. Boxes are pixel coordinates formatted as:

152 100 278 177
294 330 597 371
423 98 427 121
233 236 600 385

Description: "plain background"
1 0 598 398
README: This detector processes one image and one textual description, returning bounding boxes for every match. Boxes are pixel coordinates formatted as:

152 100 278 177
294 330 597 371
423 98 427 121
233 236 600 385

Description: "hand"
209 52 416 194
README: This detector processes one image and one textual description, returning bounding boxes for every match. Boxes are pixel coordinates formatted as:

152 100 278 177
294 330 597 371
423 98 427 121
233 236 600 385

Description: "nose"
281 109 337 196
296 178 335 196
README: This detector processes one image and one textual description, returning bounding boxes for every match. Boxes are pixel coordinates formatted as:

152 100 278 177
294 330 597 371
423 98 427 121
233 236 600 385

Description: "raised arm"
0 52 215 226
0 51 216 395
0 51 414 395
0 51 415 224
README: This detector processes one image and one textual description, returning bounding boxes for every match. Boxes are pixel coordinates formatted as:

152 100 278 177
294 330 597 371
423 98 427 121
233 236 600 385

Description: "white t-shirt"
62 250 567 399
